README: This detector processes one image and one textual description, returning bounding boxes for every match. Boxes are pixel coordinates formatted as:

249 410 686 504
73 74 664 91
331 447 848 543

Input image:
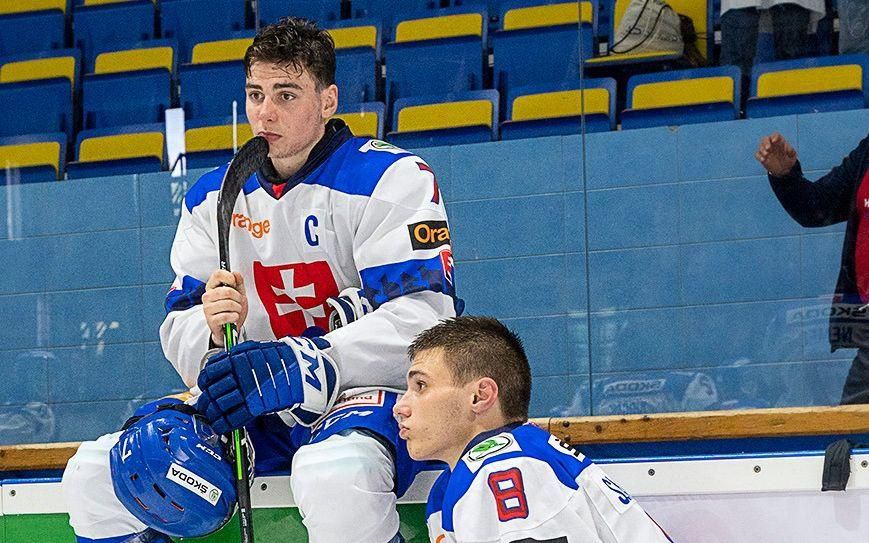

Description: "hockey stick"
216 135 269 543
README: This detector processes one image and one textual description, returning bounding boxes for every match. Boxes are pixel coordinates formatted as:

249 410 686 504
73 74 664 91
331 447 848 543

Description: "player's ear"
321 83 338 118
470 377 499 415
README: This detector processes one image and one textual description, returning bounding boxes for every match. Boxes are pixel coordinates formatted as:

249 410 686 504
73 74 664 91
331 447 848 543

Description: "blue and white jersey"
427 424 673 543
160 129 458 394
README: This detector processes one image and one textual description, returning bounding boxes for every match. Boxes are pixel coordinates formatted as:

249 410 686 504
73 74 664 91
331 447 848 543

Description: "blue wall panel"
5 175 139 238
0 349 49 406
140 226 176 285
46 287 143 347
801 232 844 297
587 246 680 311
0 230 141 294
584 126 679 189
797 108 869 172
414 145 453 200
51 400 139 442
680 237 802 305
0 294 39 351
587 184 680 250
138 170 199 228
48 343 145 403
678 116 799 181
142 341 188 396
679 176 803 243
590 307 682 373
450 192 584 260
502 315 589 377
531 374 590 417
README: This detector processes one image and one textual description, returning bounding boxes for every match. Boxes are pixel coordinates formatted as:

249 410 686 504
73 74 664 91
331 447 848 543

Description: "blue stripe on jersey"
359 255 451 309
184 163 261 213
301 137 411 197
426 469 451 522
165 275 206 314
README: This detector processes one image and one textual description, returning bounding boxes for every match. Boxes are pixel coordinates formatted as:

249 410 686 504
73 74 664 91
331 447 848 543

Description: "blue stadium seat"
334 101 386 139
500 78 616 139
161 0 247 63
73 0 157 72
257 0 342 25
67 123 165 178
82 43 174 129
746 55 869 119
0 78 73 139
352 0 437 42
0 8 66 56
179 61 246 121
621 66 742 130
0 132 66 184
327 20 381 105
492 1 594 100
385 8 487 108
184 117 252 170
189 31 253 65
388 90 499 148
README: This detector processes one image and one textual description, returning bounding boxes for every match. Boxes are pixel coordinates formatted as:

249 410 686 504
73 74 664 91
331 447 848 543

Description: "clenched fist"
202 269 248 347
756 132 798 178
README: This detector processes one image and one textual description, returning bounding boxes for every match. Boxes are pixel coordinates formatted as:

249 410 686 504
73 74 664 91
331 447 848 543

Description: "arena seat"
0 133 66 184
388 90 499 148
586 0 711 68
500 78 616 139
66 123 164 178
0 78 73 139
179 61 246 121
0 49 80 89
73 0 157 72
352 0 437 42
745 55 869 119
257 0 342 25
385 8 487 108
492 1 594 101
160 0 247 63
333 101 385 139
184 117 253 170
620 66 741 129
0 8 65 56
82 42 174 129
326 20 381 106
190 33 254 64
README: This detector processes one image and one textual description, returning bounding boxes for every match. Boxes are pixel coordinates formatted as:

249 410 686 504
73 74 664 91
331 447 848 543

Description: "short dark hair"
244 17 336 88
408 316 531 422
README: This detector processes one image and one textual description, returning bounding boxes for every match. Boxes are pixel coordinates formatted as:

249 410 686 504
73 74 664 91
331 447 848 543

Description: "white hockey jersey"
160 125 459 393
427 423 673 543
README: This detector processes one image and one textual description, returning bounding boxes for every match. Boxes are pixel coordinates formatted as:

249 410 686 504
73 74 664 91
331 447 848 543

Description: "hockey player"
393 317 673 543
61 17 459 543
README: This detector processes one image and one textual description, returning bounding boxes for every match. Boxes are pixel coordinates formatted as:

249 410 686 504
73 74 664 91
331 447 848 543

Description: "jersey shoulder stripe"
301 137 413 197
441 425 592 531
184 163 261 213
165 275 206 314
425 468 451 522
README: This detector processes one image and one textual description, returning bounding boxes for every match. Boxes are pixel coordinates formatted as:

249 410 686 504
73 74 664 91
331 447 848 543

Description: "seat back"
73 1 156 71
161 0 247 63
0 79 72 138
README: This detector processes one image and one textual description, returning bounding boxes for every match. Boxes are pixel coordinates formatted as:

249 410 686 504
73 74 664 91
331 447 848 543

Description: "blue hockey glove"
195 336 340 434
326 287 373 331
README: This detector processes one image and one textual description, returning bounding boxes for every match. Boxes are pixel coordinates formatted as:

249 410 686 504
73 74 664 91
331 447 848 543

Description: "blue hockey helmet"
109 402 238 538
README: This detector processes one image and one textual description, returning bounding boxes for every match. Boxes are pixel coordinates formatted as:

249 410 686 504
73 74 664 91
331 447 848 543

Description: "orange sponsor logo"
436 536 446 543
233 213 271 239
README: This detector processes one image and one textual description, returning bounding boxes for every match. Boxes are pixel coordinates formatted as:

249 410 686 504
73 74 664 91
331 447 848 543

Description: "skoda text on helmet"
109 404 238 538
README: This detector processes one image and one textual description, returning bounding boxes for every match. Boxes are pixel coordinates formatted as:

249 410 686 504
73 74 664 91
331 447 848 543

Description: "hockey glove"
195 337 340 434
326 287 373 331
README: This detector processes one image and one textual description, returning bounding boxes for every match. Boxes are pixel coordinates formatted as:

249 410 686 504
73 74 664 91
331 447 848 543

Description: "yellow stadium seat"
191 37 254 64
0 56 76 88
756 65 862 99
185 123 254 153
503 1 594 31
83 0 155 5
512 88 609 121
94 46 174 75
398 100 492 133
79 131 164 163
0 141 61 174
328 25 378 50
333 111 380 138
632 77 734 110
395 12 483 43
0 0 66 16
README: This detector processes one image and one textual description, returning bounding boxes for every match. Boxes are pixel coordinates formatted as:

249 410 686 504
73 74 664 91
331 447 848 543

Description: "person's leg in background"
838 0 869 55
720 7 760 111
770 3 811 59
841 348 869 404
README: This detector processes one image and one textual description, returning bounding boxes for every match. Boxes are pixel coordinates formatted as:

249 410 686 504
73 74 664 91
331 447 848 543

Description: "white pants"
61 429 399 543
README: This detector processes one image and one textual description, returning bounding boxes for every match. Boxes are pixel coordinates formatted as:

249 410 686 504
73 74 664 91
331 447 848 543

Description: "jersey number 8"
488 468 530 522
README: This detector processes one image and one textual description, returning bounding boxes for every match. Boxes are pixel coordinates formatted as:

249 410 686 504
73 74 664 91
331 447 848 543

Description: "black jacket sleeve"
768 135 869 228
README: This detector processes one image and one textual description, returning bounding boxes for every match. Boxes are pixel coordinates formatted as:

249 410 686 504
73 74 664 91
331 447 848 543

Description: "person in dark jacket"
757 132 869 404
